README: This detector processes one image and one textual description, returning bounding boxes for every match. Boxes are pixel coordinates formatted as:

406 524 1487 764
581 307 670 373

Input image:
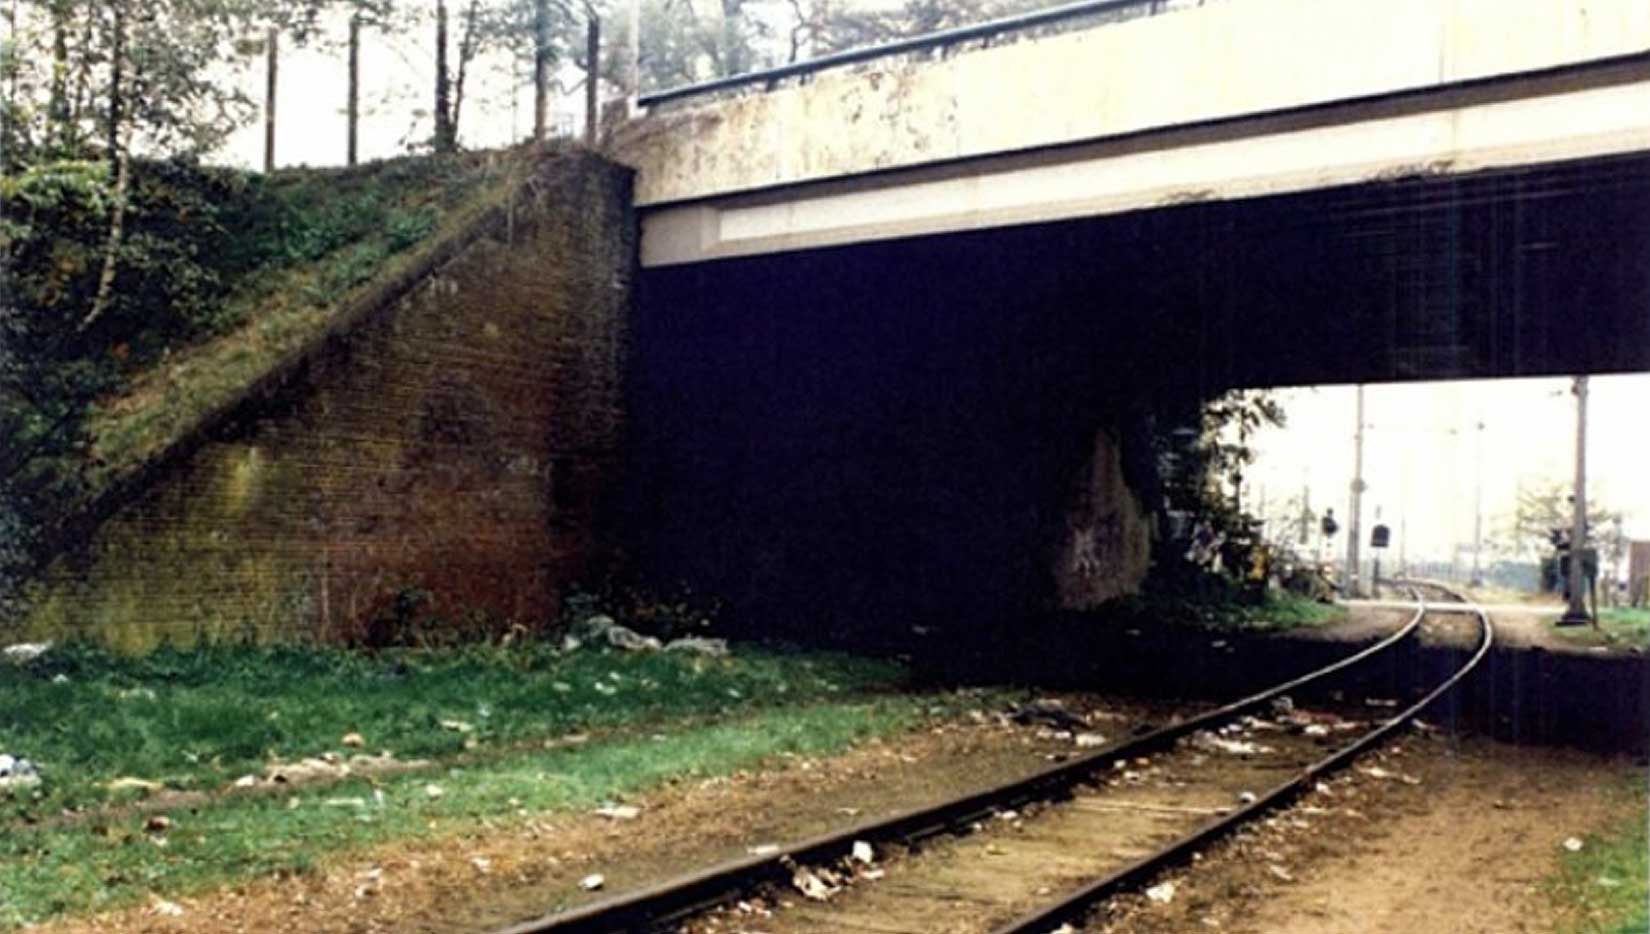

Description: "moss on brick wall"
23 154 635 651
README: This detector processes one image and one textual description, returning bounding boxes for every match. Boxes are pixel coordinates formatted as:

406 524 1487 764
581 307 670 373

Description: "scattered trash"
2 642 51 664
579 873 606 891
148 896 185 918
1364 698 1398 708
1302 724 1331 738
862 868 885 881
605 625 664 652
324 797 367 809
232 774 259 789
851 840 875 865
1191 732 1273 756
664 637 730 657
1010 699 1089 732
1074 732 1108 748
748 844 781 857
341 733 365 748
424 784 444 799
469 856 492 873
1268 864 1294 882
1563 837 1584 853
1237 791 1258 805
107 776 162 793
1146 881 1177 903
0 754 41 790
594 804 641 821
145 815 172 834
50 673 69 685
787 862 837 901
1596 876 1621 888
440 719 475 734
1269 695 1294 716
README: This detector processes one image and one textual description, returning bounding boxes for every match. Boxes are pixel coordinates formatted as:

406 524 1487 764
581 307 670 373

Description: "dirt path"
1089 735 1645 933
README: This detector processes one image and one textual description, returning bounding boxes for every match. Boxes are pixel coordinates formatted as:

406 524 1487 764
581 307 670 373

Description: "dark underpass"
623 151 1650 651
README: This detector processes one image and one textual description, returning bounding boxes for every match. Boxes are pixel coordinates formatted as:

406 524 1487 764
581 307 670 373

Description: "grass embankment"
1547 778 1649 933
85 151 527 495
0 642 949 925
1113 588 1345 633
1551 608 1650 650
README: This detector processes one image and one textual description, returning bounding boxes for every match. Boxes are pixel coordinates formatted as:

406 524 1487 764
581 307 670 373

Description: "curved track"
493 587 1492 934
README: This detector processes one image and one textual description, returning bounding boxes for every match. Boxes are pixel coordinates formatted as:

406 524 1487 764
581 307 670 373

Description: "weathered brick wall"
26 153 635 650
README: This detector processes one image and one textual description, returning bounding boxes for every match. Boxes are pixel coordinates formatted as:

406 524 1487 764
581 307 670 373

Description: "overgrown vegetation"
0 638 903 815
1552 608 1650 650
1 691 939 926
1109 585 1344 634
1 150 521 622
1547 779 1649 934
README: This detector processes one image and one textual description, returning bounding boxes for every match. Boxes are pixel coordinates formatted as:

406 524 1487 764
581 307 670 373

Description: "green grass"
0 693 940 926
1113 587 1346 633
1551 607 1650 650
1547 779 1649 933
0 640 905 816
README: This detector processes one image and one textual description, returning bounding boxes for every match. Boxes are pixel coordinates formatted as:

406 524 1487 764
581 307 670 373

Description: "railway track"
494 585 1492 934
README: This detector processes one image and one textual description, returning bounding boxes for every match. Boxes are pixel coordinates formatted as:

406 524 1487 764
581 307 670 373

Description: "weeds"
1547 778 1649 933
0 694 934 927
1111 588 1345 633
0 640 905 817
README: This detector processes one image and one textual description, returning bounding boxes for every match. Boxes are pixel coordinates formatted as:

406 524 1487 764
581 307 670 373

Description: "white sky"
1246 375 1650 562
219 11 578 170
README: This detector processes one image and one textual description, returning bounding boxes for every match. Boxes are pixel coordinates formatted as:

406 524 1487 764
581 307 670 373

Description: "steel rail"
990 584 1493 934
637 0 1166 108
492 591 1428 934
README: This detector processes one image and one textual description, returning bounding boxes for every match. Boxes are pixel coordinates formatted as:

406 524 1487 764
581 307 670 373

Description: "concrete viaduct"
608 0 1650 648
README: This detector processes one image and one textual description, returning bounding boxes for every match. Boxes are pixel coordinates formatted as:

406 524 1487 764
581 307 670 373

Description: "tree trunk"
583 16 598 146
79 137 130 335
433 0 453 151
106 1 124 168
347 13 360 165
48 2 70 150
451 0 479 142
264 26 278 172
532 0 550 141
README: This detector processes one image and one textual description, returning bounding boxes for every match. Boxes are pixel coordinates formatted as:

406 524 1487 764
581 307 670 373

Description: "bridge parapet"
619 0 1649 209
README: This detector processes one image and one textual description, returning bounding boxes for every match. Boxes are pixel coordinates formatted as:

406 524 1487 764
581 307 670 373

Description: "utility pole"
1345 385 1366 597
1470 418 1485 587
1559 376 1592 626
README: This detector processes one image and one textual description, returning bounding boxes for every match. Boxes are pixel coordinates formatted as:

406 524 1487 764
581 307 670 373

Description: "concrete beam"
641 57 1650 266
618 0 1650 211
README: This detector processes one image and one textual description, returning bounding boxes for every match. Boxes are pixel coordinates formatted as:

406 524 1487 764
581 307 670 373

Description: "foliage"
0 655 929 926
1545 780 1648 934
562 579 727 642
0 637 906 822
1504 480 1625 561
598 0 1067 94
1154 389 1287 583
0 0 276 168
0 152 506 625
1109 584 1344 634
1550 607 1650 650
